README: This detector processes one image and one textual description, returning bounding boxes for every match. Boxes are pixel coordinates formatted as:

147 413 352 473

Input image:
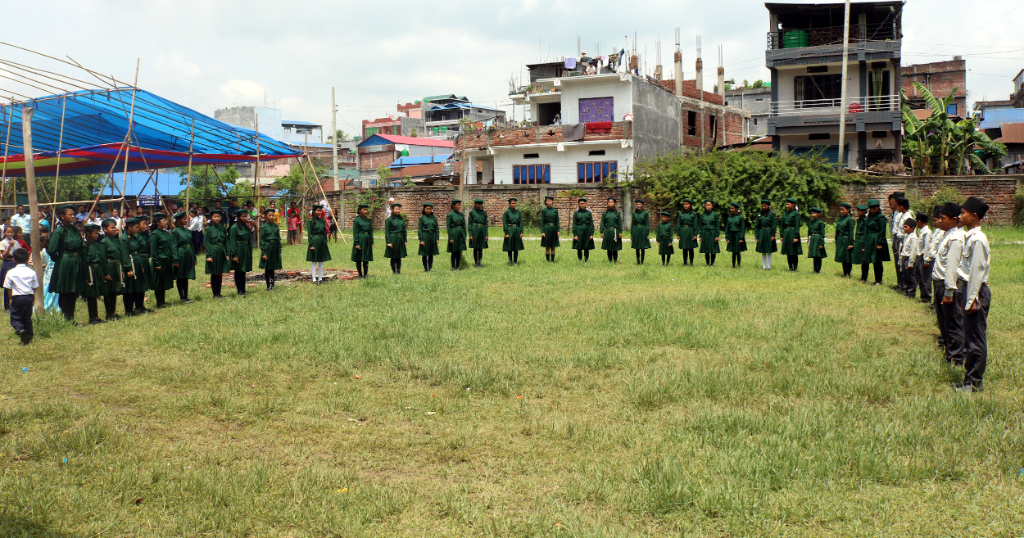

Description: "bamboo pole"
0 102 13 206
50 95 67 203
253 114 261 245
306 152 346 243
837 0 851 172
21 108 44 313
184 119 195 210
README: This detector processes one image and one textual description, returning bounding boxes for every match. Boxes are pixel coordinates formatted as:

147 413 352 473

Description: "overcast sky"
2 0 1022 138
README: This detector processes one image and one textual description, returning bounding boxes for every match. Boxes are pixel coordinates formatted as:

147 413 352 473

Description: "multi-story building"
725 86 773 139
356 134 454 187
421 94 505 138
1012 70 1024 109
901 58 967 117
765 1 904 168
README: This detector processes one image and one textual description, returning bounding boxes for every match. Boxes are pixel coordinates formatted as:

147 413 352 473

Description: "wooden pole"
837 0 852 172
49 95 68 203
253 114 261 245
0 102 13 206
118 62 140 219
22 108 44 313
184 118 195 210
306 152 346 243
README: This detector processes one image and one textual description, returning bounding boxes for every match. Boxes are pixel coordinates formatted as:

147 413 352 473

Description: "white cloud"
154 53 201 79
218 79 266 108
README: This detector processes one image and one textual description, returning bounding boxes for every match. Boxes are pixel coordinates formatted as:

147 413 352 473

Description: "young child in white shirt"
899 218 919 299
3 248 38 344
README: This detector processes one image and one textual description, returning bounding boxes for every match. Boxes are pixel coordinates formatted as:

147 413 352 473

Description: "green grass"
2 226 1023 537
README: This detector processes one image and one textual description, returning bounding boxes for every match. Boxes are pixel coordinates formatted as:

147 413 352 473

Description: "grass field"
2 226 1022 537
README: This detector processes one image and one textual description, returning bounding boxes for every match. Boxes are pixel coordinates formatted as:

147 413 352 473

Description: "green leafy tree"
272 158 327 206
377 164 394 186
326 130 349 143
3 173 105 204
175 165 239 203
752 80 765 88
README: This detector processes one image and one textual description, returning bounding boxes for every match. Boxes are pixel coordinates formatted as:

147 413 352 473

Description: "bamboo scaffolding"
21 107 44 312
0 102 12 205
184 119 195 210
48 95 67 203
304 152 346 243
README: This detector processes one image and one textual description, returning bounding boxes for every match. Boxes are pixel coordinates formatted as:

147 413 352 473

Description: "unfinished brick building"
901 58 967 117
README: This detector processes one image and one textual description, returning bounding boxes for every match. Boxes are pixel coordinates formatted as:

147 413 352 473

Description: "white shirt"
923 225 942 263
891 210 908 241
3 264 38 296
900 229 919 262
916 226 932 260
1 237 16 258
932 227 964 296
956 227 990 309
188 216 204 232
10 213 31 233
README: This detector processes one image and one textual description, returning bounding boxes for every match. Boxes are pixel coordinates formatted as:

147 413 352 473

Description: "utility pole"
837 0 852 172
22 108 44 312
332 87 343 229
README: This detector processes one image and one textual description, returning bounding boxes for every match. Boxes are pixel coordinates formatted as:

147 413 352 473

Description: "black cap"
915 211 928 223
932 205 942 219
903 218 917 228
888 191 905 200
939 202 961 219
961 197 989 219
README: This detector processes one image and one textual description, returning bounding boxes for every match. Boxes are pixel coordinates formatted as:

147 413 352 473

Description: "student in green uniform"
540 195 560 262
259 208 282 290
204 209 229 299
502 198 525 265
698 200 720 266
121 217 152 314
468 199 489 267
418 202 440 272
676 199 698 266
81 224 107 324
865 199 891 285
631 199 651 265
47 204 86 321
725 202 746 268
600 197 623 263
351 204 374 278
149 213 175 308
834 203 855 278
100 219 123 320
172 211 196 302
136 215 154 297
447 199 467 270
656 211 674 265
227 211 253 296
779 198 802 271
384 202 408 274
307 205 331 283
851 204 871 283
572 198 595 262
754 199 777 270
807 207 827 273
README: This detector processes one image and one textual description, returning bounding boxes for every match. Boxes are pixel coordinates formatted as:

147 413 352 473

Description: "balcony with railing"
766 23 901 66
770 95 900 117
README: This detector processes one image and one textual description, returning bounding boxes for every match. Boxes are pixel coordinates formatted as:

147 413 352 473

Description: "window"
709 116 717 139
806 66 828 74
687 111 697 136
588 150 606 156
513 164 550 185
524 153 540 159
753 118 758 126
946 104 958 116
577 161 618 183
871 131 888 139
579 97 614 123
794 74 843 106
809 133 830 141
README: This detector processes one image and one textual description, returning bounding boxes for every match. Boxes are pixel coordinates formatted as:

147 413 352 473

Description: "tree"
752 80 765 88
272 158 327 206
2 173 105 204
176 165 239 203
326 129 349 143
376 164 394 186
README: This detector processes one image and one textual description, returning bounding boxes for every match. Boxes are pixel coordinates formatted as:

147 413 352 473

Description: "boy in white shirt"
899 218 919 299
3 248 38 345
954 197 991 393
934 203 965 366
914 211 932 303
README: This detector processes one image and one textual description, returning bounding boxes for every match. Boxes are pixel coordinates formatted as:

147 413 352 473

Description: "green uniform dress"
600 210 623 251
779 210 803 256
834 214 855 264
656 221 675 255
149 228 175 291
502 209 525 252
384 215 408 259
539 206 560 248
350 215 374 262
259 222 283 270
80 241 107 299
226 222 253 272
725 213 747 253
698 211 721 254
306 217 332 262
807 218 827 258
100 234 123 295
571 210 595 250
468 208 489 249
852 215 870 265
136 232 155 286
172 226 197 280
631 210 651 250
418 214 440 256
46 222 86 293
204 224 229 275
446 211 467 253
864 211 891 263
120 232 150 293
676 211 699 250
754 211 777 254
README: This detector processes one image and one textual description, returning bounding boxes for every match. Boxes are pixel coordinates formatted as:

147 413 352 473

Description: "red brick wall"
840 175 1019 225
456 123 630 152
681 104 745 149
658 80 724 105
359 149 398 172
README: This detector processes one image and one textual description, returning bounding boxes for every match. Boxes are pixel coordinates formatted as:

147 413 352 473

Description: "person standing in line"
468 199 489 267
698 200 720 267
1 226 16 313
11 205 31 246
630 199 651 265
227 211 253 297
99 219 123 320
188 208 204 256
953 197 990 393
384 203 408 274
676 199 698 266
656 211 674 266
149 213 175 308
754 199 777 270
572 198 595 263
3 248 37 344
922 206 944 311
932 203 964 365
259 208 282 290
47 205 86 322
447 199 467 270
287 210 300 247
540 195 560 262
121 217 152 314
172 211 197 303
600 197 623 263
833 203 855 278
899 217 920 299
725 202 746 268
350 204 373 279
779 198 802 271
502 198 525 266
864 199 891 286
914 211 933 304
307 205 332 283
418 202 440 272
80 224 108 324
806 208 827 273
204 210 229 299
852 204 870 282
890 194 909 292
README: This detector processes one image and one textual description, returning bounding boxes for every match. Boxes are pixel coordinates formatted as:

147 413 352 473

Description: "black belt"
210 242 224 246
67 253 79 257
88 263 101 267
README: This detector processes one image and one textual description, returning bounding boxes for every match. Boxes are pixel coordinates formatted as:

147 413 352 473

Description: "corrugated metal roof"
995 123 1024 145
357 134 454 149
282 120 321 126
388 154 453 168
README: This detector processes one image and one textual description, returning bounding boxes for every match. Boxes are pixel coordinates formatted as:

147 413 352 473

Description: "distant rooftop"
283 120 321 127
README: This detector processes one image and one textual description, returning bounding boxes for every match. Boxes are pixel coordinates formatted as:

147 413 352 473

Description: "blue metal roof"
282 120 321 126
429 102 503 112
388 154 452 168
978 108 1024 130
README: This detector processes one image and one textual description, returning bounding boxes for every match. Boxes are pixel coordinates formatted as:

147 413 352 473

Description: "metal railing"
767 23 898 50
769 95 899 117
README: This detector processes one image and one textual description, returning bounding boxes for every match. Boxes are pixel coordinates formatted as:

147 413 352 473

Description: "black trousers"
902 259 918 298
812 258 822 273
960 282 990 385
635 249 646 264
936 282 965 365
154 289 166 307
87 296 100 320
211 275 223 297
103 293 118 318
422 255 434 272
681 249 694 265
10 294 33 343
607 250 619 262
473 248 484 266
177 279 190 299
58 293 77 321
507 251 519 264
577 249 590 262
134 292 147 312
892 240 903 287
731 252 742 267
234 271 247 295
787 255 799 271
705 253 717 266
918 259 932 301
842 262 852 277
390 258 403 274
661 254 672 265
450 253 461 270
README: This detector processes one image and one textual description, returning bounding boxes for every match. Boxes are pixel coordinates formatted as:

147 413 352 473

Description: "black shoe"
952 382 983 393
106 315 121 321
156 304 168 309
214 295 226 300
88 319 106 325
181 299 194 304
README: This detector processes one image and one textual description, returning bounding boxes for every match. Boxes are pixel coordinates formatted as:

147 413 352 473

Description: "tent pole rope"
49 95 68 203
0 101 12 206
185 118 195 211
92 60 139 216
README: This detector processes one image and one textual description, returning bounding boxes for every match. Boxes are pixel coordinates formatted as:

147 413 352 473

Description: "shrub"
905 183 965 215
517 198 540 228
1013 187 1024 227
